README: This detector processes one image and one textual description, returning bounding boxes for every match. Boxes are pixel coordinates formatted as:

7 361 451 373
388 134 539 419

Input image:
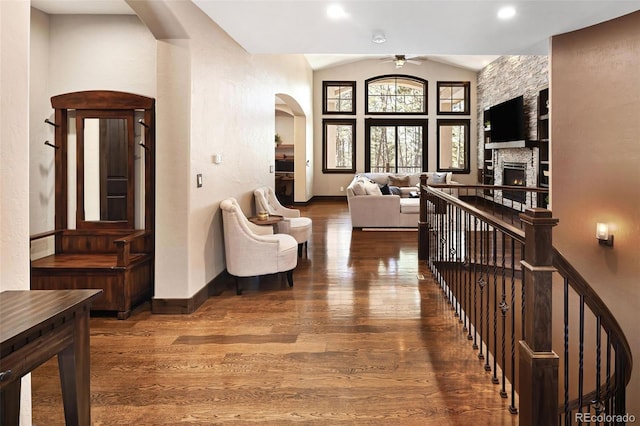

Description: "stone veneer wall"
477 55 548 207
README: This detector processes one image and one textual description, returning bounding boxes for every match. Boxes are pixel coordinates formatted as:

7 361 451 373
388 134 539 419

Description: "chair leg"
235 277 243 295
286 269 294 287
297 243 303 257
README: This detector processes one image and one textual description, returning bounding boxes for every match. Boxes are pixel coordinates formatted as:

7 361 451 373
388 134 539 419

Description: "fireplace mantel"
486 140 539 149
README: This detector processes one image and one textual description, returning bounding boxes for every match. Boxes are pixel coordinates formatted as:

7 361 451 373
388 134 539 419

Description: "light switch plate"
196 173 203 188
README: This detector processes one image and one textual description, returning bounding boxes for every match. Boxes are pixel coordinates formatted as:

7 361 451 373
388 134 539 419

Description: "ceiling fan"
381 55 424 68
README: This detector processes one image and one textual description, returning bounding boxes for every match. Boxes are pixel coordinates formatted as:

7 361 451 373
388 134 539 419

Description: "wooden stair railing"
418 175 633 425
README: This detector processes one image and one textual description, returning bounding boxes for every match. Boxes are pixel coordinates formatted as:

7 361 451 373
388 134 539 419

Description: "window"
323 81 356 114
437 81 470 115
322 119 356 173
437 119 470 173
365 75 427 114
365 119 427 173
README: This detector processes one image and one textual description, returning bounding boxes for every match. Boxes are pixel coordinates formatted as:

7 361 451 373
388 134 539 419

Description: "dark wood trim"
150 271 230 315
301 195 347 204
51 90 154 110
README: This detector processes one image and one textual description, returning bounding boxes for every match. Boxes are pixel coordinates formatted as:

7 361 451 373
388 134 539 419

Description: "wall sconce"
596 222 614 247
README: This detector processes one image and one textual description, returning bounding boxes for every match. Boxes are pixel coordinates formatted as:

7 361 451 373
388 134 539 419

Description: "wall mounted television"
489 95 526 143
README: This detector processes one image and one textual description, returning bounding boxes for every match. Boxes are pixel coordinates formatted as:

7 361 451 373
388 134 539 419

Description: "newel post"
418 173 429 260
518 208 559 426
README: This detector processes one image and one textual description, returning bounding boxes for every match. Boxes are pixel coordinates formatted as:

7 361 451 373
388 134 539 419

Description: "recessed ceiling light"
497 6 516 20
327 4 348 20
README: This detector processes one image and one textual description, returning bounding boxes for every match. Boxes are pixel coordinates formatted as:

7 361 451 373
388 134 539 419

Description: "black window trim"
322 118 357 174
364 118 428 173
437 81 471 115
436 118 471 174
322 81 357 115
365 74 428 115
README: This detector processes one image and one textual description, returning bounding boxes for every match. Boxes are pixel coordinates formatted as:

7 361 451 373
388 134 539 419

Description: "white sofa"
346 172 456 229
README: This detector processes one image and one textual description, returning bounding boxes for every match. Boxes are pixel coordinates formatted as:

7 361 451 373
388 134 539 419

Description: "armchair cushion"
220 198 297 280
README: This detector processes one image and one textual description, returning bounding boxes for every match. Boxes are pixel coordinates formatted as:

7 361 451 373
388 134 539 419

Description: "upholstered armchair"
220 198 298 295
254 186 312 257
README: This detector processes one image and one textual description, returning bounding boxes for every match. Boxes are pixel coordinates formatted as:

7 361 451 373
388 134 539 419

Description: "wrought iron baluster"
578 294 585 416
564 277 570 425
508 236 518 414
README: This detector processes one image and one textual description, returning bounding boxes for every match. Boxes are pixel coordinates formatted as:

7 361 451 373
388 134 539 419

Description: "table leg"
0 379 21 426
57 305 91 425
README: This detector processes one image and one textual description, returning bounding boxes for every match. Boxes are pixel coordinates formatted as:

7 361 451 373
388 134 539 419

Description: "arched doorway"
275 94 309 203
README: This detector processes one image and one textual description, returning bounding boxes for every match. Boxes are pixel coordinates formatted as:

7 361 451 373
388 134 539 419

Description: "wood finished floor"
31 200 518 425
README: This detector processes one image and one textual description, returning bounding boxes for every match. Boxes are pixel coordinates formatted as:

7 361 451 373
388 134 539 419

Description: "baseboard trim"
151 270 231 315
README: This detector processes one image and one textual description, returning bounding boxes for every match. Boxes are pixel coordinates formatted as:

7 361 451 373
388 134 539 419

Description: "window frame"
364 118 428 173
322 118 357 174
365 75 428 115
436 118 470 174
437 81 471 115
322 81 356 115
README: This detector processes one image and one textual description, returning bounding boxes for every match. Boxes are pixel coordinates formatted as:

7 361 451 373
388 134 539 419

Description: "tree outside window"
365 119 427 173
323 81 356 114
322 119 356 173
365 75 427 114
437 119 470 173
437 82 470 115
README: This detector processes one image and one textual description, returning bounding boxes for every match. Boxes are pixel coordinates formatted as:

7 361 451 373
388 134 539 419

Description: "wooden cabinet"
275 144 294 205
537 88 550 208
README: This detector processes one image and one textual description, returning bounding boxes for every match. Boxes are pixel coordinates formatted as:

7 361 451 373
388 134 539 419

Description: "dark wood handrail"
421 183 526 243
552 246 633 388
420 182 632 422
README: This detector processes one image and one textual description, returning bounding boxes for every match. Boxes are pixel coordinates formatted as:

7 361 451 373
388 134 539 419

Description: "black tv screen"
490 96 526 143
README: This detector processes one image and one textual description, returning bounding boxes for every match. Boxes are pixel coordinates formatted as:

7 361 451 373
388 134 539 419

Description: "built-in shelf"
537 87 550 208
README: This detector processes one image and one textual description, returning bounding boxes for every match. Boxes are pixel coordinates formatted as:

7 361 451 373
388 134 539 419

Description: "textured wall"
551 11 640 415
476 55 548 172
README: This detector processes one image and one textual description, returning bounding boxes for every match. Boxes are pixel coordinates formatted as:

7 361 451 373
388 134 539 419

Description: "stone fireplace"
492 147 539 208
503 162 526 203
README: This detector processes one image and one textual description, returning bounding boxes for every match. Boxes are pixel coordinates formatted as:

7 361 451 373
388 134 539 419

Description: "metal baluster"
495 232 506 387
487 227 497 374
466 212 473 340
578 294 585 416
593 317 602 425
605 335 612 417
472 217 479 348
564 277 570 425
478 221 486 360
509 236 518 414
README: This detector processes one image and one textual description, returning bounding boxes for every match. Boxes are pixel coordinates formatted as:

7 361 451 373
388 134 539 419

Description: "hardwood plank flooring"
31 200 518 425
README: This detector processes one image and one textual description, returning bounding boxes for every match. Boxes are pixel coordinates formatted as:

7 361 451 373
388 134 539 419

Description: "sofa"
346 172 456 229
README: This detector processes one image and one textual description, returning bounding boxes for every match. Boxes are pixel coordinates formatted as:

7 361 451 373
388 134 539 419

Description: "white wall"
313 59 478 196
159 1 313 297
26 3 313 303
2 2 33 424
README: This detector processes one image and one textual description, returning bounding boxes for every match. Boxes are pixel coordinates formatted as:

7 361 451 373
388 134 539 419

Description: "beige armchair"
254 186 312 257
220 198 298 295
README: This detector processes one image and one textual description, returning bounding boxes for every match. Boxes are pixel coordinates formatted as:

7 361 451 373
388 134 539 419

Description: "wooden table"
248 215 284 227
248 215 286 233
0 289 102 425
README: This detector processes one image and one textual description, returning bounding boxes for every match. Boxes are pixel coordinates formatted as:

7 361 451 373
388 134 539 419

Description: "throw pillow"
364 179 382 195
352 181 366 195
429 172 447 184
388 185 402 196
389 175 410 187
379 183 391 195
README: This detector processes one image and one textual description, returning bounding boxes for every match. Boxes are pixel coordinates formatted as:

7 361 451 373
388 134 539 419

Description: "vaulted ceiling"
31 0 640 70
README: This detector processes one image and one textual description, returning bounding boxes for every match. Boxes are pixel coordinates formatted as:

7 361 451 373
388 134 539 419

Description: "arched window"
365 75 427 114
